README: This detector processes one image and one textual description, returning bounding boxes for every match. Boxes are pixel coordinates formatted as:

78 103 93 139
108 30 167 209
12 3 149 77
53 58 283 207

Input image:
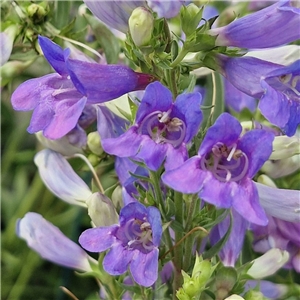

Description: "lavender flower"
259 60 300 136
79 202 162 287
11 36 155 139
162 113 274 225
34 149 92 206
209 0 300 49
209 54 300 136
102 81 203 171
210 209 248 266
17 212 96 272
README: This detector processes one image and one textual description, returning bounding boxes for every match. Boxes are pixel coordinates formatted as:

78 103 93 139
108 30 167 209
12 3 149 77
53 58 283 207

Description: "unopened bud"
270 135 300 160
129 7 154 47
86 192 119 227
247 248 289 279
27 4 47 24
256 175 277 188
180 4 203 36
225 295 245 300
244 290 266 300
87 131 104 156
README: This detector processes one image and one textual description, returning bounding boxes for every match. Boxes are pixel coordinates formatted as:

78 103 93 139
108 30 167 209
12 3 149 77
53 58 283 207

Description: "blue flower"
79 202 162 287
11 36 155 139
259 60 300 136
209 0 300 49
209 54 300 136
162 113 274 225
102 81 203 171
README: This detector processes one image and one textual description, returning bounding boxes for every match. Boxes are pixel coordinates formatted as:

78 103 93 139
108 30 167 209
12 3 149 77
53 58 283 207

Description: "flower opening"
138 109 186 148
200 142 249 183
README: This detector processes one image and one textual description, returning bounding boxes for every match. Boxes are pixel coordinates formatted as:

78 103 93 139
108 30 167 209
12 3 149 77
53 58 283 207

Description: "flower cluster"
4 1 300 299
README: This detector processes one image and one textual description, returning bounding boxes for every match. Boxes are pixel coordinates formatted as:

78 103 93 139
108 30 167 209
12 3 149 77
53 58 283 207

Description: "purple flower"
259 60 300 136
162 113 274 225
11 36 155 139
252 216 300 272
84 1 184 33
224 79 257 113
79 202 162 287
211 54 300 136
102 81 203 171
209 0 300 49
210 209 248 267
17 212 96 272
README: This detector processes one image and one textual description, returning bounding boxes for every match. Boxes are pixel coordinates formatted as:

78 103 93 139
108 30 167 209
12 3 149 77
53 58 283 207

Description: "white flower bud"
129 7 154 46
247 249 289 279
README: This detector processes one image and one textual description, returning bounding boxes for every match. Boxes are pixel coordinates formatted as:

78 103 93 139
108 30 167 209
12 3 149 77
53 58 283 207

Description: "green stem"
149 170 174 257
173 191 183 299
168 69 178 99
183 195 199 271
170 48 189 68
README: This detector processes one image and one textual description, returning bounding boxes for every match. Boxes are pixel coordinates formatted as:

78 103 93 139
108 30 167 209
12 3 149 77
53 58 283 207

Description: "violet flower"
11 36 155 139
102 81 203 171
84 1 184 33
79 202 162 287
210 54 300 136
210 209 248 267
209 0 300 49
162 113 274 225
17 212 96 272
259 59 300 137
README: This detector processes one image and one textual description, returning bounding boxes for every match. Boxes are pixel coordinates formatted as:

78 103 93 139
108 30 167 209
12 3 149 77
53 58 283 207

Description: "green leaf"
59 17 76 36
84 14 120 64
202 210 233 259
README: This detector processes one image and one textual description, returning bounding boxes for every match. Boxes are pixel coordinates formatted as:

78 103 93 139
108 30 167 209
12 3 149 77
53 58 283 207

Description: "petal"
79 225 118 252
135 82 173 124
119 202 148 226
38 36 68 76
148 0 183 18
164 144 188 171
11 74 60 111
232 179 268 226
210 209 248 267
17 212 93 272
172 92 203 143
130 248 159 287
135 137 168 171
162 156 206 194
66 58 144 103
198 113 241 156
96 104 129 139
255 182 300 223
43 96 87 139
146 206 162 247
34 149 92 206
101 127 143 157
238 129 274 178
103 243 135 275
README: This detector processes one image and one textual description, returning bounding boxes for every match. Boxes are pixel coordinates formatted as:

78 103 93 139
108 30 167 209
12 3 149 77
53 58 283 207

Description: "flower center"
279 73 300 97
200 142 249 182
124 218 154 251
138 109 186 148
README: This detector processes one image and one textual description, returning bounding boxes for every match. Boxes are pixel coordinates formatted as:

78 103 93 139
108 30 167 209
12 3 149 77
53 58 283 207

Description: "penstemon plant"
2 1 300 300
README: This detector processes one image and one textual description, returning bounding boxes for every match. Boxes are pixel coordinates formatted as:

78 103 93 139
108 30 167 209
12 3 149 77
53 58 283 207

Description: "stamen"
158 108 172 123
230 153 249 182
138 110 163 134
52 87 75 97
227 143 237 161
291 75 300 88
279 74 292 84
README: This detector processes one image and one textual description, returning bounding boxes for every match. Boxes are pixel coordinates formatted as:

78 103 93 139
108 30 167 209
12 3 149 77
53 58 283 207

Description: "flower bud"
180 4 203 37
225 295 244 300
27 4 47 24
129 7 154 47
244 290 266 300
247 248 289 279
87 131 104 156
86 192 119 227
256 175 277 188
270 135 300 160
1 24 18 66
